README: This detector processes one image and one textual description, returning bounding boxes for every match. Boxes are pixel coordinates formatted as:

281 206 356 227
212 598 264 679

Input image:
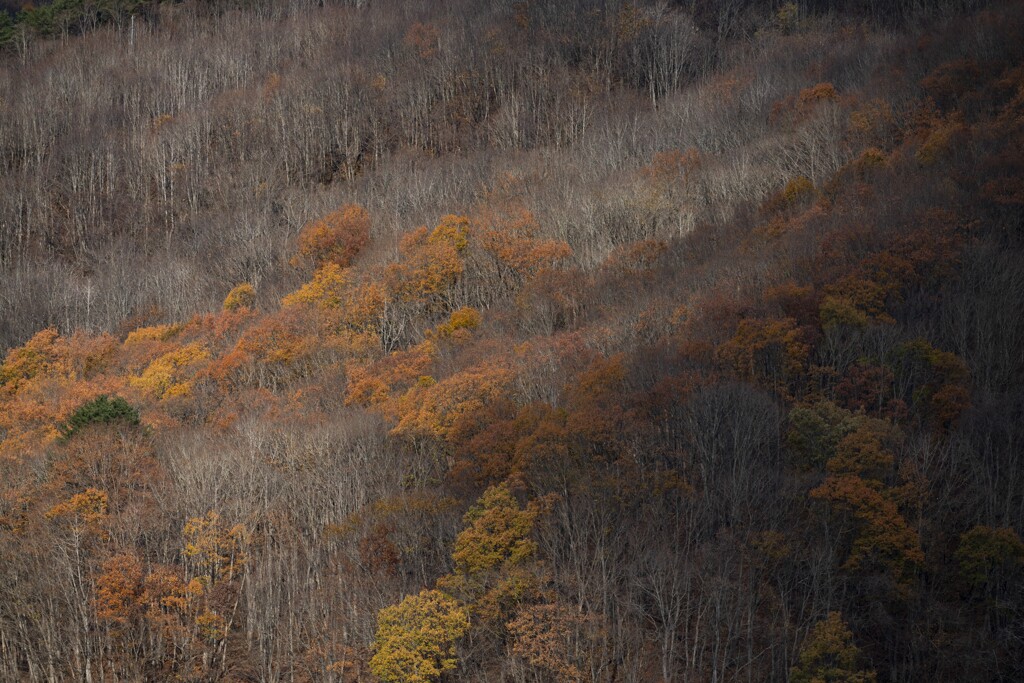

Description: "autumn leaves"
371 484 555 683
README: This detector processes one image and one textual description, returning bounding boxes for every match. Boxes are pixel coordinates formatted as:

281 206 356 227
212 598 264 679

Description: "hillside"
1 1 1023 681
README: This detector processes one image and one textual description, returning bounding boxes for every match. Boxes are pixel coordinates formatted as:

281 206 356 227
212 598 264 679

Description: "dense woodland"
1 0 1023 681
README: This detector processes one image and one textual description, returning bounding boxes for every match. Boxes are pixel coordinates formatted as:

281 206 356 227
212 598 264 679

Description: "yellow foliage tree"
370 589 469 683
791 612 877 683
131 343 209 399
282 263 388 346
345 339 437 408
393 361 512 442
182 511 249 585
386 219 467 309
450 483 541 576
437 484 553 634
0 328 68 389
283 262 352 311
45 487 109 535
222 283 256 312
430 307 482 343
124 324 182 346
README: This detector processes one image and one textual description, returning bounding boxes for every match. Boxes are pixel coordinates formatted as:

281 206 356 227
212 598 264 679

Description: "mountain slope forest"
1 0 1023 681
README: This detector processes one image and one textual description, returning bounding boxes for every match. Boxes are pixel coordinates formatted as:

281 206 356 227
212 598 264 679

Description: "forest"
0 0 1022 681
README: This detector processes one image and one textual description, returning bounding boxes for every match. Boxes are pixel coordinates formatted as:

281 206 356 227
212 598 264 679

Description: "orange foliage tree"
717 317 810 393
810 417 923 590
473 208 572 296
393 360 513 444
292 204 371 269
381 217 470 326
507 602 602 683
